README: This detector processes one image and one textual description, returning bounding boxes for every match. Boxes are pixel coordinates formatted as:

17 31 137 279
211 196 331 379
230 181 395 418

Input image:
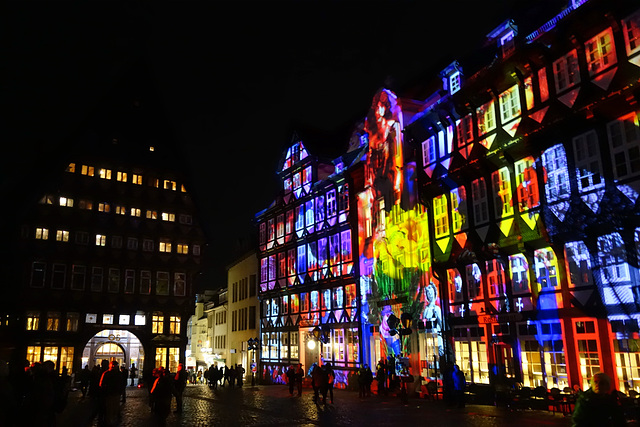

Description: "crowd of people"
191 363 246 389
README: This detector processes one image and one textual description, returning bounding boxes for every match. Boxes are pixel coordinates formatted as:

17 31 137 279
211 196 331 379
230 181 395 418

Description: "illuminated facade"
256 140 363 386
404 0 640 393
0 73 206 376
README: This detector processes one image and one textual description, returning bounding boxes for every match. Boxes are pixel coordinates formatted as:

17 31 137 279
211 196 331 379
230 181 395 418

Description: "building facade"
0 72 206 377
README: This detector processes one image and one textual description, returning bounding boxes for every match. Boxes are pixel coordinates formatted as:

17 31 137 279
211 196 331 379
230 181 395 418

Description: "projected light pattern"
542 144 571 222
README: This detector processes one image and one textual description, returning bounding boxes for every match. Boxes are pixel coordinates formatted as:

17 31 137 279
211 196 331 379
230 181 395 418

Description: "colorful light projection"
358 89 436 359
534 247 563 310
541 144 571 222
596 232 637 321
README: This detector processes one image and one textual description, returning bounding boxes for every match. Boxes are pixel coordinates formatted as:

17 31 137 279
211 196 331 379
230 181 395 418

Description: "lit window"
159 241 172 253
116 171 127 182
161 212 175 222
115 206 126 215
119 314 130 325
98 168 112 179
449 71 461 94
102 314 114 325
500 30 515 57
433 195 449 238
181 184 187 192
85 313 97 324
622 10 640 56
26 312 40 331
66 313 79 332
66 163 76 173
476 100 496 136
59 197 74 207
177 244 189 254
553 50 580 93
498 85 521 123
585 27 616 76
39 195 54 204
132 174 142 185
163 180 177 190
538 68 549 102
81 165 94 176
152 314 164 334
514 157 540 212
168 316 181 334
492 167 514 218
146 210 158 220
153 179 160 188
95 234 106 246
573 130 604 196
456 114 473 146
46 312 60 331
35 228 49 240
56 230 69 242
98 203 110 213
135 313 146 325
131 208 141 217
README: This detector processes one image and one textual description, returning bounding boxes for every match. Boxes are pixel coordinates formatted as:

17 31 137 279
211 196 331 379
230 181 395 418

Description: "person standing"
119 365 128 403
295 363 304 396
311 364 328 404
99 361 122 427
129 363 138 387
79 365 91 398
452 364 467 408
572 372 624 427
376 364 387 396
173 363 188 413
286 365 296 395
150 367 174 423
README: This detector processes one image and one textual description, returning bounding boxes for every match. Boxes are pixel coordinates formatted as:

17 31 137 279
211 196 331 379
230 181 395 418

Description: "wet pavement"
55 383 573 427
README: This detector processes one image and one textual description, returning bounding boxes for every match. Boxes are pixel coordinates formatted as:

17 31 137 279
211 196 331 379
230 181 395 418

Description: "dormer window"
441 62 463 96
500 30 515 57
449 72 461 95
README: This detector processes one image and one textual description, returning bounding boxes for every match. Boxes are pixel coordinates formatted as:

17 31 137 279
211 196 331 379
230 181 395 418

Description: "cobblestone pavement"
56 383 573 427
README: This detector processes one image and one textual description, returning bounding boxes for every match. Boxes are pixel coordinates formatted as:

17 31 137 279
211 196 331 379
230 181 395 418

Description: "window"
130 208 141 217
433 194 449 238
143 239 154 252
108 268 120 293
116 171 127 182
607 113 640 181
585 28 616 76
51 264 65 289
575 320 601 389
56 230 69 242
174 272 186 296
163 180 177 190
85 313 97 324
168 316 180 334
476 100 496 136
31 262 45 288
456 114 473 156
135 313 146 326
500 30 515 57
95 234 106 246
81 165 94 176
26 312 40 331
59 197 74 207
598 232 631 285
146 210 158 220
98 168 112 179
193 245 201 256
538 68 549 103
573 130 604 212
422 135 436 169
178 214 192 225
102 314 114 325
91 267 103 292
156 271 169 295
553 50 580 93
542 144 571 213
471 178 489 225
132 174 142 185
71 265 86 290
111 236 122 249
449 71 461 94
152 314 164 334
161 212 175 222
177 244 189 254
98 203 110 213
79 199 93 210
159 241 172 253
623 10 640 56
35 228 49 240
492 167 514 218
499 85 521 123
127 238 138 250
124 269 135 294
115 206 127 215
514 157 539 212
119 315 130 325
66 313 79 332
66 163 76 173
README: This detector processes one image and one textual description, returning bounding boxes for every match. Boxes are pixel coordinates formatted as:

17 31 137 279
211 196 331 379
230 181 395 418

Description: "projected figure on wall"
365 89 404 210
423 282 444 356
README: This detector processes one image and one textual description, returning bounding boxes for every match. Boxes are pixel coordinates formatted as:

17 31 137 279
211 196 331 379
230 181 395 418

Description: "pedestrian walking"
323 362 335 404
311 363 328 404
173 363 188 413
120 365 129 402
223 365 230 387
150 367 174 424
99 360 122 427
572 372 624 427
79 365 91 398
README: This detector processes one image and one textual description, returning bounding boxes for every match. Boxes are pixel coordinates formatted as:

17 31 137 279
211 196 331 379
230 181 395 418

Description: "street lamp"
247 338 260 386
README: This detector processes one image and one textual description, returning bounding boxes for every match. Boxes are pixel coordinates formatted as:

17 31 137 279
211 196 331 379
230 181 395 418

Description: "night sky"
4 1 567 290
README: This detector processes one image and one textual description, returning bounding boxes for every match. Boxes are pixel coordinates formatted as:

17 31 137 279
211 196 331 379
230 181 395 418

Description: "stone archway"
81 329 145 383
